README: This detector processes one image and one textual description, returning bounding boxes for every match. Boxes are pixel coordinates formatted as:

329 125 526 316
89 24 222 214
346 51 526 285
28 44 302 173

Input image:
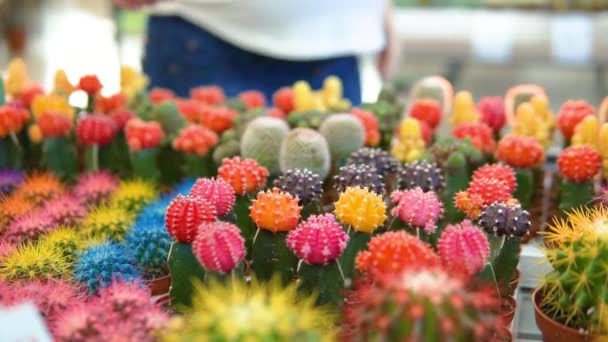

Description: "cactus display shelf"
1 58 608 340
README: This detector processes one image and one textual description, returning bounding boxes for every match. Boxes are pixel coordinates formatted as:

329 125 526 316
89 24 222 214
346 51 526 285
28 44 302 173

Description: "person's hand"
113 0 157 10
377 2 400 81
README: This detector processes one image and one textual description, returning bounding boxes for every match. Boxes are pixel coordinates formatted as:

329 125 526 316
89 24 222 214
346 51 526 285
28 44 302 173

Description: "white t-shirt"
149 0 387 61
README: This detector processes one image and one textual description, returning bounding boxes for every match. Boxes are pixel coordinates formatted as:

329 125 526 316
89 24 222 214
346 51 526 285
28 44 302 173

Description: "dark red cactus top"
76 114 117 146
78 75 102 95
125 118 164 151
558 145 601 183
165 195 217 243
38 112 73 138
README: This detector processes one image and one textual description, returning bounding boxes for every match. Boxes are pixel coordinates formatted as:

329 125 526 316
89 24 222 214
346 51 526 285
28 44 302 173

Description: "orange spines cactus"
218 157 269 195
409 98 442 131
37 111 73 138
334 186 386 233
190 85 226 105
172 124 219 156
467 177 512 206
472 163 517 194
449 90 480 126
0 195 36 228
165 195 217 243
454 191 485 219
438 220 490 277
0 104 29 138
15 173 64 205
124 118 164 151
250 188 302 233
200 105 237 134
452 122 496 153
495 135 544 168
557 100 596 140
557 145 601 183
355 231 440 278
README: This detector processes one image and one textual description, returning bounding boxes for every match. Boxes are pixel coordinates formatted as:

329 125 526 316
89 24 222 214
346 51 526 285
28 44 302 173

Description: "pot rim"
532 287 596 338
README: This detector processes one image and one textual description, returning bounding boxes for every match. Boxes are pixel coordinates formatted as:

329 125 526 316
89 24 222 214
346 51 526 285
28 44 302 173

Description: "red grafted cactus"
149 87 175 104
95 93 126 114
286 213 349 265
467 177 511 206
177 99 203 123
273 87 294 114
239 90 266 109
452 122 496 153
250 187 302 233
218 157 269 195
193 221 245 273
438 220 490 277
409 98 442 130
355 231 440 278
200 105 237 134
109 109 135 130
476 96 506 134
0 104 29 137
495 134 544 168
472 163 517 194
165 195 217 243
76 114 117 146
351 108 381 147
190 85 226 105
78 75 102 95
172 124 219 156
557 145 601 183
38 112 73 138
124 118 164 151
557 100 595 139
391 187 443 233
189 178 236 217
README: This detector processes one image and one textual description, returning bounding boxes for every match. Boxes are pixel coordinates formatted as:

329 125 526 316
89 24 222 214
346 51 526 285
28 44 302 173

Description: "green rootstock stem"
478 235 520 297
183 152 215 178
100 133 131 176
158 144 184 185
339 231 370 282
84 144 99 171
0 135 23 169
232 195 256 258
42 136 77 181
297 260 345 307
514 168 534 209
251 229 297 284
130 148 161 182
203 263 244 285
168 242 206 311
559 179 594 214
443 166 469 223
86 94 95 113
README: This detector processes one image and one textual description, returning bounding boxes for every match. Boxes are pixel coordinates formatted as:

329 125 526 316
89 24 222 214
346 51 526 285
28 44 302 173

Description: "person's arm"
377 0 400 80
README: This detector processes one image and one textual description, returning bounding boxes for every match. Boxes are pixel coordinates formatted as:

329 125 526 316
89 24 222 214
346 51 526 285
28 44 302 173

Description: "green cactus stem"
251 229 298 284
443 151 468 223
85 144 100 171
514 168 534 209
158 144 184 185
339 231 370 281
41 135 77 181
183 152 215 178
0 134 23 169
86 93 95 113
99 132 132 176
559 179 594 214
203 263 244 285
297 260 344 306
130 148 161 182
231 195 256 257
168 241 206 310
478 236 520 297
0 77 5 105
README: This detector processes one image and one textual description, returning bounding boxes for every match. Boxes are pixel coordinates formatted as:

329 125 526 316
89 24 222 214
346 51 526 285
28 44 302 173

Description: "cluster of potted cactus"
2 57 608 341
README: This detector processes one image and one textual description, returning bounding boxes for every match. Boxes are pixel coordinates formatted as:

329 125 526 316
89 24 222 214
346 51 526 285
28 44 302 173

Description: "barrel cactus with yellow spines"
82 205 135 241
109 179 158 214
0 242 70 283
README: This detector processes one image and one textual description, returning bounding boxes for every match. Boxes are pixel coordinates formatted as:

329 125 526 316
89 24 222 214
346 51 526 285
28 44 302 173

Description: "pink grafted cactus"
286 214 349 265
165 195 217 243
189 178 236 217
193 221 245 273
438 220 490 277
391 187 443 233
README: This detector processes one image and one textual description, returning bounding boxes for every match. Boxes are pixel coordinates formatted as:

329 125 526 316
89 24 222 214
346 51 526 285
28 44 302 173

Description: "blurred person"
114 0 399 104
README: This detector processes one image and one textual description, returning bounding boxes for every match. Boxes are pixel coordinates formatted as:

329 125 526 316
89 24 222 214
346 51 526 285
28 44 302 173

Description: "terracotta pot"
154 293 171 308
509 269 520 296
494 327 513 342
499 295 517 328
146 274 171 296
533 287 600 342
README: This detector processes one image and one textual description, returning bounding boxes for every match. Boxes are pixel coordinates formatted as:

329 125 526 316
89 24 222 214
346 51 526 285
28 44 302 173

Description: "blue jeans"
143 16 362 105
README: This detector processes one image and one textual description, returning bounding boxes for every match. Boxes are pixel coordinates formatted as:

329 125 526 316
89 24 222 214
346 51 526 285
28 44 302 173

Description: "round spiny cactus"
334 164 384 195
4 210 55 245
193 221 245 274
391 188 444 234
217 157 269 195
0 242 70 282
109 179 158 213
279 128 331 179
39 227 83 263
0 195 36 228
9 280 83 322
41 195 86 228
273 169 323 206
438 220 490 277
334 187 386 233
467 177 511 206
472 163 516 194
398 160 445 193
240 117 290 174
319 113 365 161
72 170 119 206
73 242 142 293
165 195 216 243
346 147 400 178
478 203 530 238
15 173 64 205
189 178 236 217
124 223 172 277
250 188 302 233
286 214 349 265
557 145 601 183
82 205 135 241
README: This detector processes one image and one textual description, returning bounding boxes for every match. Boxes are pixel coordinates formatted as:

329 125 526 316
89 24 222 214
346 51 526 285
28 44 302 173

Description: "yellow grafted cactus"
449 91 480 126
293 80 315 112
53 69 74 96
293 77 350 113
599 123 608 179
572 115 599 147
31 94 75 120
120 65 149 99
512 102 551 148
530 95 555 132
322 76 351 112
4 58 28 97
334 186 387 233
391 118 425 162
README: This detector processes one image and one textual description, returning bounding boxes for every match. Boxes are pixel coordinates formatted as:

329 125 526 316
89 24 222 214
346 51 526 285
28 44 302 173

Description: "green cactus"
514 167 534 208
41 135 78 181
541 207 608 334
279 128 331 179
213 139 240 165
240 117 289 174
232 109 266 138
319 113 365 164
168 242 206 310
150 102 187 138
286 110 327 129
